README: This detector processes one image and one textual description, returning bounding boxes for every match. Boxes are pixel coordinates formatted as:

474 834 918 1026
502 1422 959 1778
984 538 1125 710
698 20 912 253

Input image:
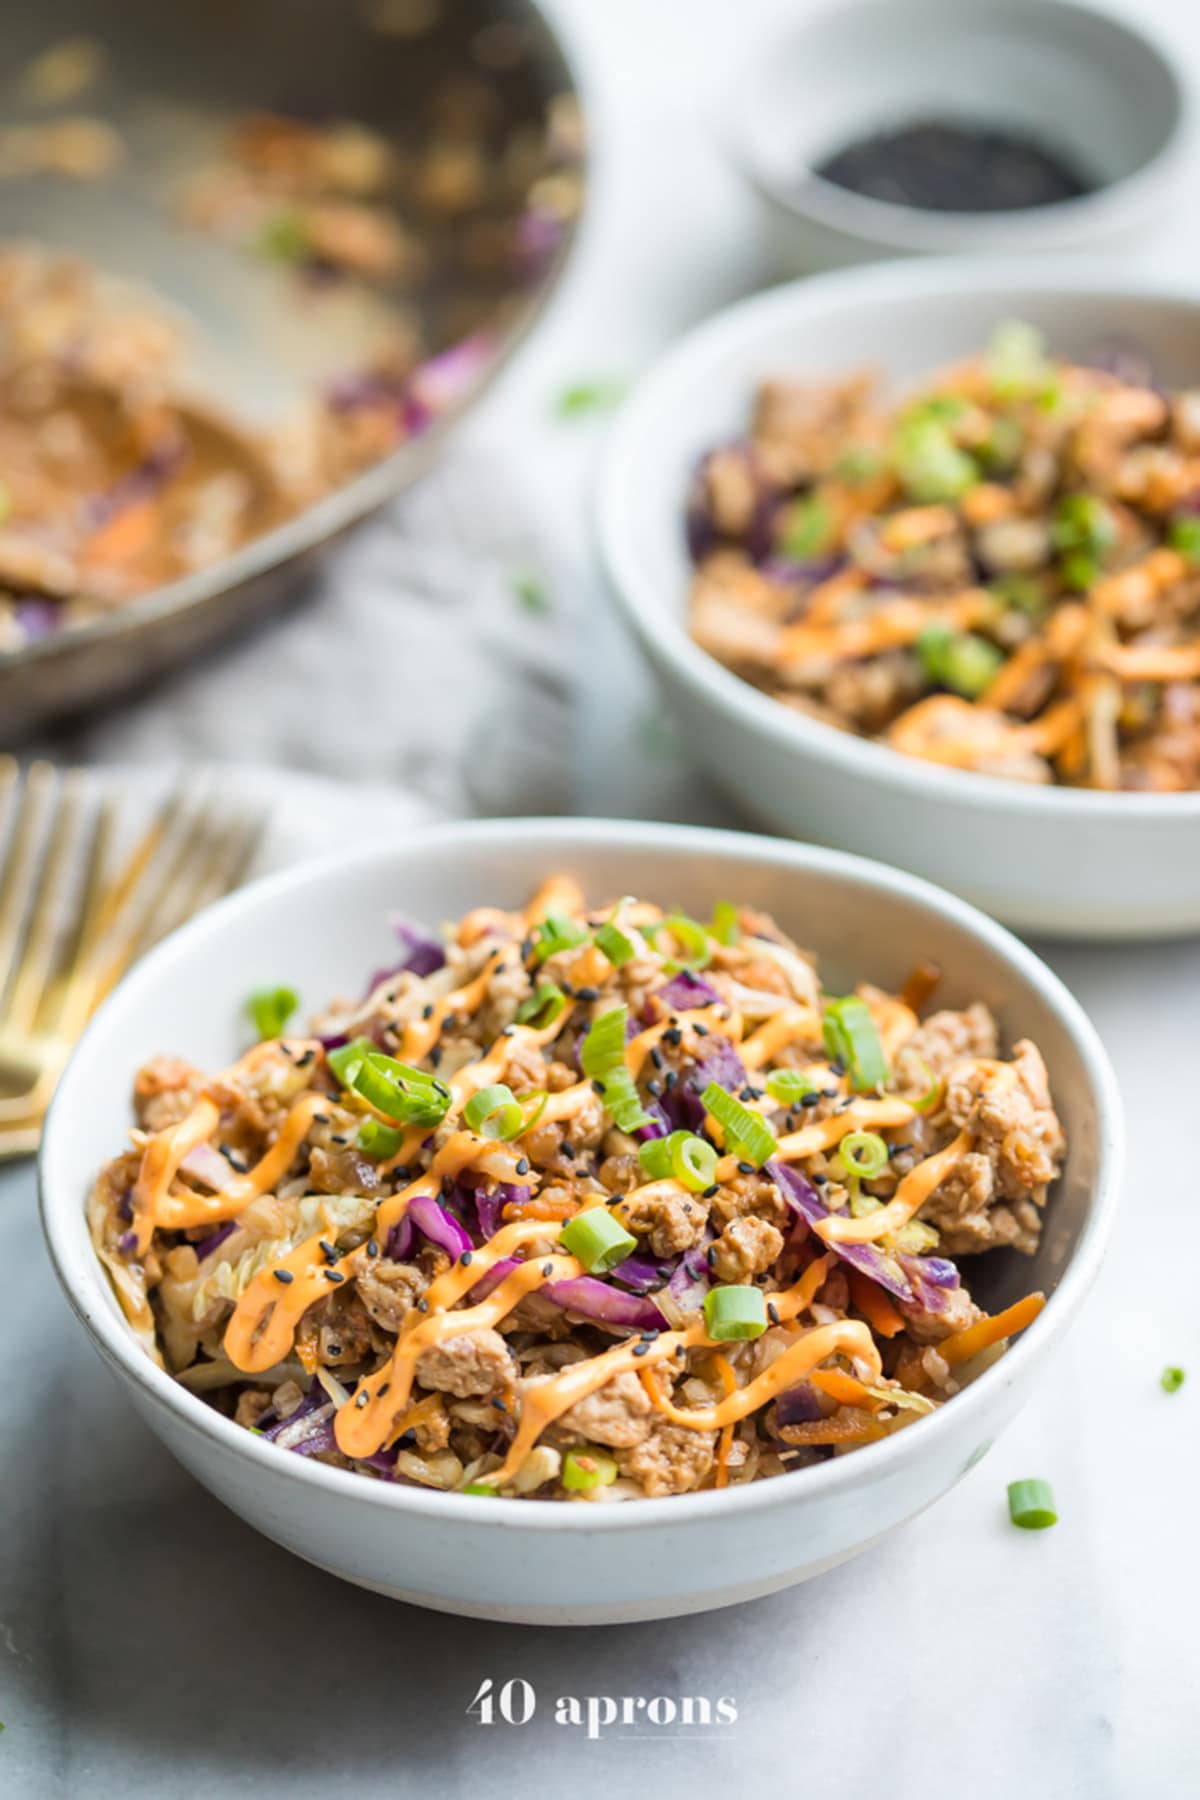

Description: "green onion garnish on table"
558 1206 638 1274
822 997 889 1092
704 1284 768 1342
701 1082 776 1167
637 1130 718 1193
1007 1478 1057 1530
562 1446 618 1492
555 378 626 418
580 1005 652 1132
247 985 298 1040
1161 1365 1186 1394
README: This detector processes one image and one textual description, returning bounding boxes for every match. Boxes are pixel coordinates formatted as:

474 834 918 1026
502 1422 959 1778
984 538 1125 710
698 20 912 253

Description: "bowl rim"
0 0 587 683
598 254 1200 821
728 0 1194 252
39 815 1123 1532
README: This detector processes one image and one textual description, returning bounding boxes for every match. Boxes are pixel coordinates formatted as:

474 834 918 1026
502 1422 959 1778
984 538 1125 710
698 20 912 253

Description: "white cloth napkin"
34 445 572 817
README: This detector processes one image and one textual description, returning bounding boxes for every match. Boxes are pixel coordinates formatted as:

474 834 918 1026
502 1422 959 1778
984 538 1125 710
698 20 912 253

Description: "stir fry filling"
89 880 1063 1501
687 322 1200 790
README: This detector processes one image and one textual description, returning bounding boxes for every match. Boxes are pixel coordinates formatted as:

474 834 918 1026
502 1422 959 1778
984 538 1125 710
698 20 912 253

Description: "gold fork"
0 758 263 1159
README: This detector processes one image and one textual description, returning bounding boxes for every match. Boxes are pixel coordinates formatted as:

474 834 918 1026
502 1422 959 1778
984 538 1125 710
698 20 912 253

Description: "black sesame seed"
576 986 599 1002
327 1343 342 1356
801 1092 821 1109
561 1140 575 1159
319 1239 337 1262
705 1246 716 1268
828 1059 846 1078
422 1003 434 1020
650 1047 664 1071
273 1269 295 1284
632 1342 650 1358
737 1160 755 1175
515 1157 530 1176
417 1298 429 1313
694 1023 709 1037
379 1382 390 1397
356 1391 369 1408
367 1239 380 1258
492 1397 508 1412
591 1079 605 1096
325 1270 345 1284
663 1028 682 1049
664 1070 678 1091
812 1173 828 1186
542 1261 554 1277
461 1250 474 1266
767 1302 780 1325
701 1182 718 1199
647 1079 663 1098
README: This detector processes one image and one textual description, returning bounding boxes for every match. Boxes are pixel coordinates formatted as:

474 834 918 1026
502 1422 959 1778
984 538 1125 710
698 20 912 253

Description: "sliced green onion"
637 1130 719 1193
530 911 588 966
513 572 550 614
990 573 1050 620
906 1054 942 1114
1060 549 1099 592
558 1206 638 1274
464 1084 526 1140
247 985 298 1041
838 1130 890 1180
351 1052 452 1127
644 912 711 973
985 320 1050 397
823 997 889 1092
894 419 979 503
357 1117 405 1159
834 445 885 485
917 625 1004 699
1161 1365 1186 1394
580 1006 652 1133
709 900 740 947
327 1035 378 1087
701 1081 777 1168
978 415 1024 472
562 1445 619 1492
1007 1478 1057 1530
778 494 834 560
259 210 308 262
556 378 626 418
704 1284 768 1342
1167 516 1200 566
766 1068 817 1105
462 1480 502 1495
595 918 636 967
514 982 568 1028
1052 493 1118 557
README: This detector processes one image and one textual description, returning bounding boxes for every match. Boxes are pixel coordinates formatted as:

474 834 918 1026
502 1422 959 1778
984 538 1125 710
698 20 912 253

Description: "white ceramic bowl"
732 0 1192 272
40 818 1120 1624
599 260 1200 939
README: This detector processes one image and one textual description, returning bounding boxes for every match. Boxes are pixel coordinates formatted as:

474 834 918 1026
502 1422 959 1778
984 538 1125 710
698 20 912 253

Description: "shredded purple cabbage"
652 969 721 1014
773 1382 826 1427
473 1257 664 1328
191 1221 238 1262
768 1159 959 1316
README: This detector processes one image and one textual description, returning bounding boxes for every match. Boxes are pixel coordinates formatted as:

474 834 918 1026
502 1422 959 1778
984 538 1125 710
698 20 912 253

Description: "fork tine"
44 790 119 1042
93 788 212 996
0 762 56 1012
148 807 265 943
3 771 86 1035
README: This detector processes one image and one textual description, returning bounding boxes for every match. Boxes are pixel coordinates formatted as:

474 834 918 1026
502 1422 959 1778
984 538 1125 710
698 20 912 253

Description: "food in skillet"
687 324 1200 789
89 880 1061 1502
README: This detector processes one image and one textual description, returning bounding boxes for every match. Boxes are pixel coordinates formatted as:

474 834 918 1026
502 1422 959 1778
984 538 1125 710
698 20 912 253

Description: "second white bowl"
599 260 1200 938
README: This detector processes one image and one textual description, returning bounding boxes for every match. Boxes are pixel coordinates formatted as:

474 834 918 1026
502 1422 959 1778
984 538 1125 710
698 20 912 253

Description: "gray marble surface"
5 0 1200 1792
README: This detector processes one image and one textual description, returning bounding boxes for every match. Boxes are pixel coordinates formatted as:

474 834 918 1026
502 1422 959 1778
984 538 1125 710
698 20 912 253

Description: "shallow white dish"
732 0 1192 272
39 816 1120 1624
599 259 1200 939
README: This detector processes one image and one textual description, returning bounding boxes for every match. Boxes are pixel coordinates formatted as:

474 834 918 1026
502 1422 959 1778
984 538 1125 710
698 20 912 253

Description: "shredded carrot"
897 959 941 1015
777 1416 885 1447
709 1352 739 1489
846 1268 906 1338
938 1291 1046 1367
501 1193 578 1223
809 1366 882 1410
83 496 159 567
